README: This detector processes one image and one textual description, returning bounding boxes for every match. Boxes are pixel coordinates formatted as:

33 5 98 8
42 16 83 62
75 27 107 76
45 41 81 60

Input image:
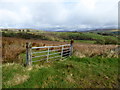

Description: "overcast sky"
0 0 119 31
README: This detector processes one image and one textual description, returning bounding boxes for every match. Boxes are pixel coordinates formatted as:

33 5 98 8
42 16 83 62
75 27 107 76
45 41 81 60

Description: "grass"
2 29 119 44
71 40 96 44
2 29 119 88
2 37 68 63
2 56 119 88
74 44 118 58
2 36 118 63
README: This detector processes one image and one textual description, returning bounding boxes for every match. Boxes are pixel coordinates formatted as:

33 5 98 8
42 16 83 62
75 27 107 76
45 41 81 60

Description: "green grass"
2 56 119 88
73 40 96 44
66 40 96 44
2 30 119 44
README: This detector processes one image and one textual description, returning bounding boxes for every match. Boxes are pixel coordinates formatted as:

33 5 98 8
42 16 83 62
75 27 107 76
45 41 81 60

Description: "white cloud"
0 0 119 30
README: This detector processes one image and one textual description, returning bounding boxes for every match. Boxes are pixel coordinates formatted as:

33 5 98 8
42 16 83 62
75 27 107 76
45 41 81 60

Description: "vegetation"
2 32 49 40
74 44 118 58
2 29 119 45
2 56 119 88
1 29 119 88
2 37 68 63
2 37 118 63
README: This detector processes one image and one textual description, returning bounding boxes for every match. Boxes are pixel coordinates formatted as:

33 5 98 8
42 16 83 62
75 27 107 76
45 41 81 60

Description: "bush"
97 32 114 36
104 37 118 45
60 33 93 40
95 37 118 45
2 32 49 40
95 39 105 44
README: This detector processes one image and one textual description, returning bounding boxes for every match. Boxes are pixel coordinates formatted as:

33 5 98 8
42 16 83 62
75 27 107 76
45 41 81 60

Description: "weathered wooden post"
61 45 64 59
47 47 50 62
70 39 74 56
26 42 32 66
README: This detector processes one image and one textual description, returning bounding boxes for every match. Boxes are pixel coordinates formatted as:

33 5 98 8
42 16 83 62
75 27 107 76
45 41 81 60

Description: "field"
1 29 119 88
2 56 119 88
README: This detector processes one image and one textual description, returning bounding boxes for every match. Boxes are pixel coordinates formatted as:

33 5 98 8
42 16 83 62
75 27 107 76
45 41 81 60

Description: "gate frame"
26 40 74 66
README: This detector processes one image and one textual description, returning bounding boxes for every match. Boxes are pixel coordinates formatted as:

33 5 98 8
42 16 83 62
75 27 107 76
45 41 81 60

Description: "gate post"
26 42 32 66
61 45 64 59
70 39 74 56
47 47 50 62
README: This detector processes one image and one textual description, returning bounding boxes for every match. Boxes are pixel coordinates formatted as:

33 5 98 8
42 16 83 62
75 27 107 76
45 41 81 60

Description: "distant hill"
85 29 119 33
84 29 120 36
0 28 44 32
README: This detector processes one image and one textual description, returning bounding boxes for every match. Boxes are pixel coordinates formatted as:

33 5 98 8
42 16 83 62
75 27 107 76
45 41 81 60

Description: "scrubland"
1 29 119 88
2 37 119 63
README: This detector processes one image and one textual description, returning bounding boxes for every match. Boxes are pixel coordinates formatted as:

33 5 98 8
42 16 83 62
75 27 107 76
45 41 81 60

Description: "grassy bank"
2 56 119 88
2 30 119 45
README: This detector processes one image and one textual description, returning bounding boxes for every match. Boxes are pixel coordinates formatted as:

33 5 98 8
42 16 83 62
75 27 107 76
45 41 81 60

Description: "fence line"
26 40 74 66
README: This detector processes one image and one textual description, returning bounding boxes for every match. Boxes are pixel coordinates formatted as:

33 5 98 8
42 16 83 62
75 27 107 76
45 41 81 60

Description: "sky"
0 0 119 31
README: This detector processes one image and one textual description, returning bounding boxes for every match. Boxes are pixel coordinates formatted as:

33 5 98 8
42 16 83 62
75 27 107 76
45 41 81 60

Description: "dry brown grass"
2 37 119 63
73 43 119 58
2 37 26 63
2 37 68 63
4 74 29 86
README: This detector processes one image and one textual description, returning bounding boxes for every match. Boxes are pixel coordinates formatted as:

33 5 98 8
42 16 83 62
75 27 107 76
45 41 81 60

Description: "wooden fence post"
70 39 74 56
29 42 32 65
26 42 32 66
47 47 50 62
61 45 64 59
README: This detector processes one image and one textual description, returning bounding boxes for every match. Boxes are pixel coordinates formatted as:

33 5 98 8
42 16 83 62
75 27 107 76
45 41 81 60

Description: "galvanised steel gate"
26 41 73 66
